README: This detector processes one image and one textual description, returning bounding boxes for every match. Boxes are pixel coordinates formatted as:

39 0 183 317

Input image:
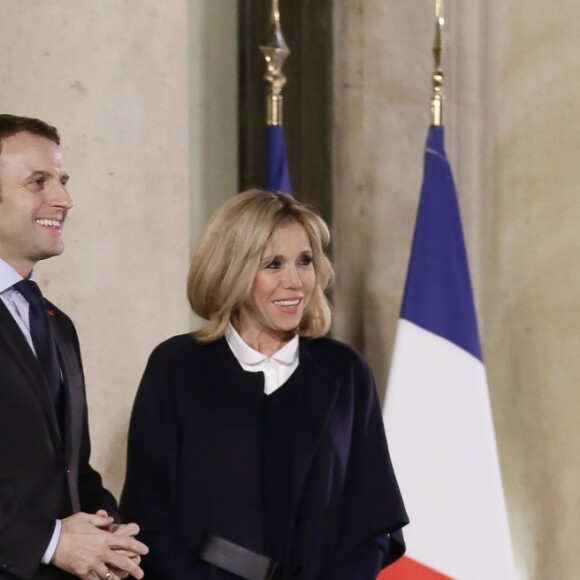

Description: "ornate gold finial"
431 0 444 126
260 0 291 126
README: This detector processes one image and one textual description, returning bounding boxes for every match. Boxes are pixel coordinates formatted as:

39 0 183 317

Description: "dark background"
238 0 333 224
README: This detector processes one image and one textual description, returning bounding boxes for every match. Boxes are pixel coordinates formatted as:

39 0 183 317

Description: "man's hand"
94 511 143 579
51 512 148 580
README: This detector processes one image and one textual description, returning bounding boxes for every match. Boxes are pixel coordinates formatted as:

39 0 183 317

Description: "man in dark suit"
0 115 148 580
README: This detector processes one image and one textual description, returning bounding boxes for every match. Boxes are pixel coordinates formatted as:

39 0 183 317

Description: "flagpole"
431 0 444 127
260 0 292 194
260 0 290 127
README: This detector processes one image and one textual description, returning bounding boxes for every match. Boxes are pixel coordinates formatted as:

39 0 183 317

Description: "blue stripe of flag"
400 126 482 361
266 124 292 194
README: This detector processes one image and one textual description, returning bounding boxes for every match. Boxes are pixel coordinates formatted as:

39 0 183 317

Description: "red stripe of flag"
379 556 453 580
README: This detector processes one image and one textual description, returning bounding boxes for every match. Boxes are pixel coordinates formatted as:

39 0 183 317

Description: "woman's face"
237 221 316 348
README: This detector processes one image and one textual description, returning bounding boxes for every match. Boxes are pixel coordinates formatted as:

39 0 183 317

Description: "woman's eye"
299 255 313 266
266 259 282 269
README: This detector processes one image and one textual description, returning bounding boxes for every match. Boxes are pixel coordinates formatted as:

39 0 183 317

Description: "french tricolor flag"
381 126 516 579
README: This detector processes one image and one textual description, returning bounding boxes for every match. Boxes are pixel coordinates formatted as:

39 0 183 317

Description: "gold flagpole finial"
431 0 444 126
260 0 291 126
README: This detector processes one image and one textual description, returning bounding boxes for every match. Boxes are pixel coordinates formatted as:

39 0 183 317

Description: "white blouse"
225 323 299 395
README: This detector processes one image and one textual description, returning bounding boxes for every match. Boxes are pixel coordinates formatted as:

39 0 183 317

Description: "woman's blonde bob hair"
188 189 334 343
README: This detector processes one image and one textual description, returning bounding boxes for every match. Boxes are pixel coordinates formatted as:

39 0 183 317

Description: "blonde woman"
120 190 407 579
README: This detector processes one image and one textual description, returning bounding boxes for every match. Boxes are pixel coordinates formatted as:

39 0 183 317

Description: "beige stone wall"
0 0 237 498
484 2 580 577
334 1 580 578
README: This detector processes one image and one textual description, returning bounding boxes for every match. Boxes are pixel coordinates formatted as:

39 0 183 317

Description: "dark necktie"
14 279 62 407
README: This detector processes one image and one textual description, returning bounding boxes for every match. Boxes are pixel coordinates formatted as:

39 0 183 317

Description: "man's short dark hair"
0 114 60 152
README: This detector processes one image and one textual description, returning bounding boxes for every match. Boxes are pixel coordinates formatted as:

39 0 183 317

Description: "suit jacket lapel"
49 310 82 463
0 299 61 442
0 299 43 385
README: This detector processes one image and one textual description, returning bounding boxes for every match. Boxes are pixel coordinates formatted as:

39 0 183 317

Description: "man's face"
0 131 72 277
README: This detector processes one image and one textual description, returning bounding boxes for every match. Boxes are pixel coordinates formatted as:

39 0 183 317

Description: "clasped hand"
51 510 149 580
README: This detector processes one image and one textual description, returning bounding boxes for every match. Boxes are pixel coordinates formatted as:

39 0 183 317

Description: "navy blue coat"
120 335 408 579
